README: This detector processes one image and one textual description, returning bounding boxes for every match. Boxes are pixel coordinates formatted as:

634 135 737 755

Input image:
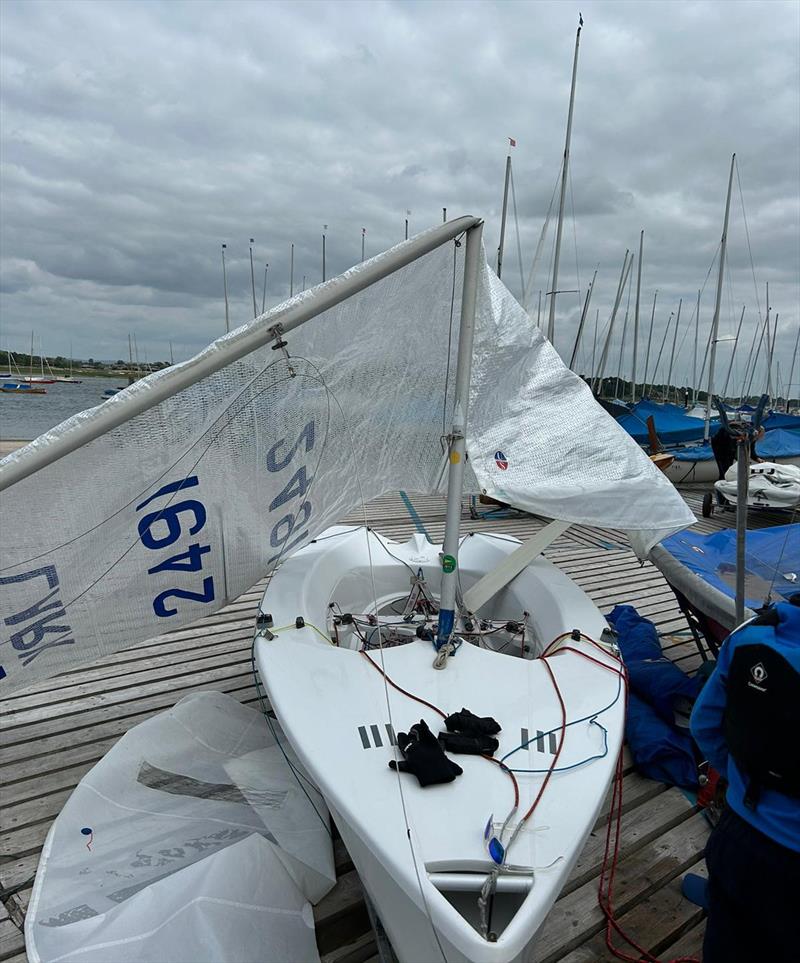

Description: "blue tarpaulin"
756 428 800 459
616 399 708 446
763 412 800 432
607 604 703 789
658 525 800 610
673 441 714 463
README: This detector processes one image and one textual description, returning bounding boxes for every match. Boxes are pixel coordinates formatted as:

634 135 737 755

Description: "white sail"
0 221 692 694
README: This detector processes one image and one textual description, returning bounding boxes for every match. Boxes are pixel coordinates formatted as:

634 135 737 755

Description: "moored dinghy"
0 214 692 962
256 526 625 963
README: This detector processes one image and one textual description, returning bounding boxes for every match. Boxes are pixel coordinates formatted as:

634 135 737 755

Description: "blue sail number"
266 422 315 563
136 475 215 618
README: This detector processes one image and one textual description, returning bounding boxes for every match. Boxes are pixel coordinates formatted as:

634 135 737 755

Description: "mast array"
703 153 736 442
547 16 582 345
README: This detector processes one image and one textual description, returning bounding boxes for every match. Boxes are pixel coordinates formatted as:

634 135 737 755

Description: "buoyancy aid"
723 599 800 809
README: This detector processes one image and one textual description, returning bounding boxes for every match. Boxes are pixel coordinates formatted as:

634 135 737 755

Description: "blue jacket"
690 600 800 853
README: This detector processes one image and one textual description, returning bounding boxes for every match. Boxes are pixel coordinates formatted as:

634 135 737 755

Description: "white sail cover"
0 224 692 693
26 691 332 963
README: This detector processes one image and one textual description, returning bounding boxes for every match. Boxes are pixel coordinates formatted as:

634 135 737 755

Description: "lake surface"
0 377 129 440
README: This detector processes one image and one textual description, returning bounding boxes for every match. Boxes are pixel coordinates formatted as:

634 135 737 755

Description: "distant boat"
1 381 47 394
56 345 82 383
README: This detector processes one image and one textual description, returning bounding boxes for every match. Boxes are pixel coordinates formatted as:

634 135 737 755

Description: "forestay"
0 221 691 693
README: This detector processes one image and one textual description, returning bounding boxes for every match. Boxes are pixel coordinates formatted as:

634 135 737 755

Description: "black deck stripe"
385 724 396 746
370 724 383 748
358 725 370 749
536 729 545 753
548 731 557 755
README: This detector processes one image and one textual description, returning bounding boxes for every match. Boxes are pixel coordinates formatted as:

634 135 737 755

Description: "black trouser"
704 805 800 963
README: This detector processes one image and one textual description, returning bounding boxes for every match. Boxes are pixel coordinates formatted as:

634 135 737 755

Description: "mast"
30 331 34 380
786 323 800 412
322 226 327 282
593 250 632 396
547 15 582 344
614 270 633 398
703 153 736 443
248 238 257 317
496 146 513 279
666 298 682 402
642 291 658 396
744 312 770 401
261 263 269 313
739 311 761 404
721 305 746 398
361 228 366 262
631 230 643 404
692 290 700 406
221 244 230 334
568 267 597 370
169 341 174 366
536 290 542 328
764 283 772 398
591 308 599 380
768 305 779 402
647 310 674 399
436 221 484 650
290 243 295 297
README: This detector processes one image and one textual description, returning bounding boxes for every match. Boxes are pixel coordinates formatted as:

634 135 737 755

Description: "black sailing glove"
444 708 502 736
388 719 463 787
438 731 499 756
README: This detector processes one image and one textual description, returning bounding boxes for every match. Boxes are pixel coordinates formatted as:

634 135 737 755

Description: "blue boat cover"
607 604 703 789
756 428 800 459
673 442 714 462
616 399 708 446
659 525 800 610
763 412 800 433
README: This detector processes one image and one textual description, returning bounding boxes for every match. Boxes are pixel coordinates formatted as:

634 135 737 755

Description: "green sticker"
442 554 456 574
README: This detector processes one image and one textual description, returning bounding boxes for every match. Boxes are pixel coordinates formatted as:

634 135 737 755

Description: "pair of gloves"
388 709 502 788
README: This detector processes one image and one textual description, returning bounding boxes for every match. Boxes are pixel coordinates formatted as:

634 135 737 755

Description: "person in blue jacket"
690 595 800 963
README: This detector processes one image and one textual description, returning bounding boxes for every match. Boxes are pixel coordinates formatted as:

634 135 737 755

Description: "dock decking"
1 487 791 963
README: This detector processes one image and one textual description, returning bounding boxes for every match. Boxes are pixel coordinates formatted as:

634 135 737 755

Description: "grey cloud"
0 0 796 398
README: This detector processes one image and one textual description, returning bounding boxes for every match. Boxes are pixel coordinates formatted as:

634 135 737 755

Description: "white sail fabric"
0 226 692 694
468 266 695 556
26 691 332 963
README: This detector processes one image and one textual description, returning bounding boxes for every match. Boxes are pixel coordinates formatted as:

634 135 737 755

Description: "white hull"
255 527 625 963
664 455 719 484
715 461 800 510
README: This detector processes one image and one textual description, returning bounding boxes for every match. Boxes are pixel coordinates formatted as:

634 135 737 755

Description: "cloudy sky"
1 0 798 394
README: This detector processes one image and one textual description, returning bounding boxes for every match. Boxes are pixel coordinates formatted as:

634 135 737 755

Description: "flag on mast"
509 137 517 147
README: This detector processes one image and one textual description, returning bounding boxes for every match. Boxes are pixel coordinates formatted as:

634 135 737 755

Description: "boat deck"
0 486 793 963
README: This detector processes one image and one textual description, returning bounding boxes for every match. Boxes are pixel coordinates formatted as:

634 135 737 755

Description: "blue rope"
399 490 431 539
500 669 623 772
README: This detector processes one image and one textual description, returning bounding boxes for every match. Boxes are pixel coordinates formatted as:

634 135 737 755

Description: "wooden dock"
0 487 792 963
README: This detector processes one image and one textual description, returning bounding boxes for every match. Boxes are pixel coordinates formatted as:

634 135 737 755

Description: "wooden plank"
0 920 25 961
531 812 710 962
561 789 695 899
557 862 707 962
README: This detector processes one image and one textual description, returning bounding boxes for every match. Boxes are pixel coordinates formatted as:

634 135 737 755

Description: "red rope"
541 633 699 963
359 649 520 807
360 649 447 719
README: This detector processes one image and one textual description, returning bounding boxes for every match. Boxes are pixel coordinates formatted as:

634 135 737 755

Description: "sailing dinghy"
0 216 692 961
255 526 625 963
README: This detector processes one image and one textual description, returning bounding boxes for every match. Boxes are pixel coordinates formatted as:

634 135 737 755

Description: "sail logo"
0 564 75 675
494 451 509 470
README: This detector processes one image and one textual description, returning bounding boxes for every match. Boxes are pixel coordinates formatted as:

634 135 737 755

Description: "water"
0 377 129 440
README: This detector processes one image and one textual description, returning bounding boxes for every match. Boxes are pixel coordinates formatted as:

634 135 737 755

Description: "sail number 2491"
135 476 215 618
